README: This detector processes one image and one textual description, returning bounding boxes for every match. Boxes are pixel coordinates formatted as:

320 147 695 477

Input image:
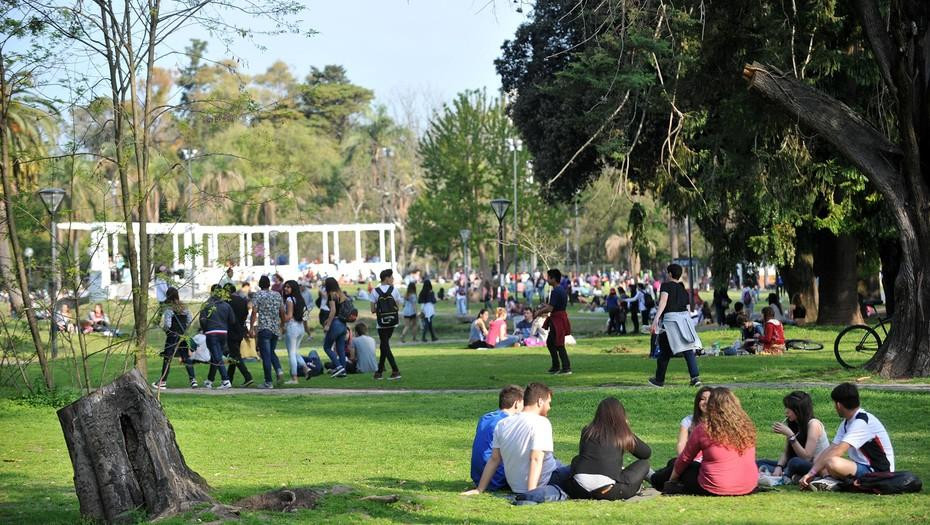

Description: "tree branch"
850 0 898 97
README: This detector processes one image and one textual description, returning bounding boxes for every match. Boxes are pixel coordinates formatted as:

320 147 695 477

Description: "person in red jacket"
756 306 786 355
664 387 758 496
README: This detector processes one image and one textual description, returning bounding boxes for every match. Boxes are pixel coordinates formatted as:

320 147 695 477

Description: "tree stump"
57 369 214 523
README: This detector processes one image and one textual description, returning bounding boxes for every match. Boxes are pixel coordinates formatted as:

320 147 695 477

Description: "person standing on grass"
605 288 621 335
250 275 285 389
664 387 758 496
470 385 525 491
400 282 418 343
199 284 234 390
622 284 643 334
282 280 309 384
756 391 830 485
534 268 572 375
799 383 895 492
153 287 198 390
223 283 254 387
371 269 402 380
648 263 702 388
566 397 652 501
463 382 572 504
456 276 468 316
418 279 438 342
322 277 352 378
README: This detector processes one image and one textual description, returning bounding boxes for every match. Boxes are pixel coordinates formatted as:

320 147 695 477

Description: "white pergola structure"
59 221 397 299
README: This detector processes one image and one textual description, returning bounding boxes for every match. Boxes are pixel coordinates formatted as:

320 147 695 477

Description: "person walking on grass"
419 279 438 342
534 268 572 375
282 279 309 384
250 275 285 389
322 277 353 378
400 282 418 343
152 287 198 390
371 269 402 380
223 283 254 387
648 263 702 388
199 284 234 390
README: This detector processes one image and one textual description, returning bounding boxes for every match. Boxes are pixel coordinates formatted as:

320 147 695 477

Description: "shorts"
854 462 875 478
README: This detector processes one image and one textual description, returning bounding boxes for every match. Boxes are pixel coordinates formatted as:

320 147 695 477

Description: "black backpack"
374 286 399 327
644 291 656 310
841 471 923 494
337 295 358 323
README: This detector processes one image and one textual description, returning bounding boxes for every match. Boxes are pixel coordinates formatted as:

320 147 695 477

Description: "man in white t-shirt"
800 383 895 491
462 382 571 504
371 269 404 380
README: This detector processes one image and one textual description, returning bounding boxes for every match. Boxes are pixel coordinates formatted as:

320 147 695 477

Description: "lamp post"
23 247 33 291
506 138 522 276
179 149 198 295
39 187 66 359
490 199 510 307
460 228 471 312
380 147 395 224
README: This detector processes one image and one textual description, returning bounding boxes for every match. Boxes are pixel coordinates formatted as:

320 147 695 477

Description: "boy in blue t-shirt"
470 385 525 490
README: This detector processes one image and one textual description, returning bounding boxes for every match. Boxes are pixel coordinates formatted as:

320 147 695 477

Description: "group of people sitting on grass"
53 302 122 337
467 307 550 349
464 381 895 504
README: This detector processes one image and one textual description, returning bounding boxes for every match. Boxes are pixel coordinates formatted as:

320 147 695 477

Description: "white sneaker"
284 379 299 385
203 380 214 390
151 381 167 390
217 380 232 390
758 474 785 487
330 366 345 378
809 476 841 492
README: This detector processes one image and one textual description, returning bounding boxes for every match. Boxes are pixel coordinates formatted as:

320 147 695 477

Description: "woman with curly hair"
665 387 758 496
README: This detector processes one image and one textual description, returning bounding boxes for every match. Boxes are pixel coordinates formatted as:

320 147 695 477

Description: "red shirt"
758 319 785 350
674 423 757 496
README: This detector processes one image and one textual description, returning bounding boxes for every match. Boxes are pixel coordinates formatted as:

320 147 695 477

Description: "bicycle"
833 316 890 369
785 339 824 351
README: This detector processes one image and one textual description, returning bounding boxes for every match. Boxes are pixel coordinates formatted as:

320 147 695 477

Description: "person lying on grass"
462 382 572 504
757 391 830 485
663 387 758 496
564 397 652 501
470 385 525 491
799 383 895 492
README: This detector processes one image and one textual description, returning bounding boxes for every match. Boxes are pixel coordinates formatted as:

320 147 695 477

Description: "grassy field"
1 388 927 524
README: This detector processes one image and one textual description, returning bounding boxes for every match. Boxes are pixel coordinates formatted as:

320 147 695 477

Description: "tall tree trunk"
0 236 23 314
814 232 863 325
779 232 819 322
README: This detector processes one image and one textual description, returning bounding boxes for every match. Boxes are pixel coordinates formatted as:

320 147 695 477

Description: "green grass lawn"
1 388 927 524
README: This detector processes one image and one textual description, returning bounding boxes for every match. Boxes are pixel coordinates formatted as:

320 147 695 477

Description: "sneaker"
558 369 573 375
547 367 560 374
330 366 345 377
758 474 783 487
276 371 284 384
189 379 199 389
284 379 299 385
258 382 274 389
809 476 841 492
647 377 664 388
431 337 439 342
388 371 402 380
373 371 384 380
690 377 703 387
242 379 254 388
217 380 232 390
203 380 214 390
151 381 167 390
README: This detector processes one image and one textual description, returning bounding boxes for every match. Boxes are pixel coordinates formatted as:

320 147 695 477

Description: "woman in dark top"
567 397 652 500
534 268 572 374
648 263 701 387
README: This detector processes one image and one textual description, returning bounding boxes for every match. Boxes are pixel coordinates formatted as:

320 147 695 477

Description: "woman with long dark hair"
322 277 350 377
418 279 438 342
282 279 308 383
650 386 712 490
665 387 757 496
567 397 652 500
467 309 493 349
757 391 829 483
400 282 418 343
152 287 198 390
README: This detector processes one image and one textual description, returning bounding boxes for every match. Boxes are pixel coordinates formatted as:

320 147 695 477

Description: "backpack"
644 292 655 310
374 286 399 327
841 471 922 495
742 290 753 304
337 295 358 323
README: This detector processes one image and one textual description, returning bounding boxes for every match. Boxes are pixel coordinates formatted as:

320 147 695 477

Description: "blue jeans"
653 332 700 384
757 457 813 478
494 336 520 348
456 295 467 316
515 464 571 504
323 319 348 368
257 329 282 384
205 333 229 382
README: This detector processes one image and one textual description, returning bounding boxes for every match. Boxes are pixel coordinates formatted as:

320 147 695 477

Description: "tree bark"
814 232 863 326
668 214 679 260
779 240 819 322
57 370 213 523
0 236 24 315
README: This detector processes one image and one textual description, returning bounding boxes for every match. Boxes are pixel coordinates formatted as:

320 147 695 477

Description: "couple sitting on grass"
464 382 894 504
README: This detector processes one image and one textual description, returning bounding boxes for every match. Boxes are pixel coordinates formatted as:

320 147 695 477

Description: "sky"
165 0 529 116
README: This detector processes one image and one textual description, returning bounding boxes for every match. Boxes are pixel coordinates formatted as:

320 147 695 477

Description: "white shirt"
834 409 895 472
491 412 558 493
376 284 403 304
154 278 168 302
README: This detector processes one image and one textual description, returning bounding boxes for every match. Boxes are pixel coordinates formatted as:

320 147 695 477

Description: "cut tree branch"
851 0 898 97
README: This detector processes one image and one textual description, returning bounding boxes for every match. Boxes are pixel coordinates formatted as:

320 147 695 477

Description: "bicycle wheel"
785 339 824 351
834 325 881 369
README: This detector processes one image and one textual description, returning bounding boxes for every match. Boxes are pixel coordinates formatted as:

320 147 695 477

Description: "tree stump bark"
57 369 214 523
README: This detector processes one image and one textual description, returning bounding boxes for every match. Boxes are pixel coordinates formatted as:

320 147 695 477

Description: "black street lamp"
39 187 66 359
490 199 510 306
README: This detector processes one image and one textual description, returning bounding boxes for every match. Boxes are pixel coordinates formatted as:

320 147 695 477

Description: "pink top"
487 319 507 346
674 423 757 496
